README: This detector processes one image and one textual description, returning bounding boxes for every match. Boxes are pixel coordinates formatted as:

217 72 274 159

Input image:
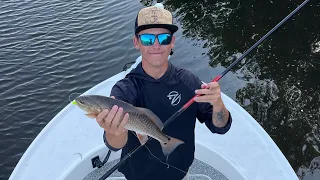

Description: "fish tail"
160 136 184 157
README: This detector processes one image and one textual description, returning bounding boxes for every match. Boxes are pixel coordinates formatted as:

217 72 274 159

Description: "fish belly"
125 115 168 144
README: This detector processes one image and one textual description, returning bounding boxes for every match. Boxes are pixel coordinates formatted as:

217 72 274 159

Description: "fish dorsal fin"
136 107 164 130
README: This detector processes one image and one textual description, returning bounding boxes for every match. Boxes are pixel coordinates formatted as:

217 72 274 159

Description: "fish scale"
125 112 169 144
89 96 168 143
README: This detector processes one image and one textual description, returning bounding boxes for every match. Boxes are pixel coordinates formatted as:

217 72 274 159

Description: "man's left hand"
194 81 230 128
194 82 223 107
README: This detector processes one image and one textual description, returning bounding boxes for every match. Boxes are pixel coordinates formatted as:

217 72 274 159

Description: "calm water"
0 0 319 179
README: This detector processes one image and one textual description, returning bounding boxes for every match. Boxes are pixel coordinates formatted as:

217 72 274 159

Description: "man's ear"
133 35 139 49
170 36 176 49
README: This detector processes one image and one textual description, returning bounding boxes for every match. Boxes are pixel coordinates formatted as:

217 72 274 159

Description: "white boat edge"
8 55 299 180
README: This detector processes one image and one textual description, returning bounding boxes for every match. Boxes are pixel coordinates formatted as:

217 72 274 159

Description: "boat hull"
9 56 298 180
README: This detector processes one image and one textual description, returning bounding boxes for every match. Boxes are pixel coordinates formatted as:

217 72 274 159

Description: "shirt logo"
167 91 181 106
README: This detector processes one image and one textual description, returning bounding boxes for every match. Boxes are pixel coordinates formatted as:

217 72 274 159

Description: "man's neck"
141 59 169 80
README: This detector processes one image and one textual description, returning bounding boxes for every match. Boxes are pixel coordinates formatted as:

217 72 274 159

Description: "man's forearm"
212 102 230 127
105 131 128 149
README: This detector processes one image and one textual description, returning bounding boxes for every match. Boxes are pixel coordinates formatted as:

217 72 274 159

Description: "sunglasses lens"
158 34 172 45
138 33 172 46
139 34 155 46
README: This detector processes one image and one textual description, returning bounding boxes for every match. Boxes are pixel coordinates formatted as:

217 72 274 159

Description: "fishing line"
99 0 310 179
130 129 176 169
130 131 153 156
131 130 185 173
144 145 188 175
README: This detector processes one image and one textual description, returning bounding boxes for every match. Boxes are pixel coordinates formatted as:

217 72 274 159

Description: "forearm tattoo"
212 109 228 127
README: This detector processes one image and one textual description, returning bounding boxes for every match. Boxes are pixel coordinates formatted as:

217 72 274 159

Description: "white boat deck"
83 158 228 180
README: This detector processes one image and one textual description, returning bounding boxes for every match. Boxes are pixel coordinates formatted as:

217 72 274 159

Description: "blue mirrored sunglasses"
137 33 172 46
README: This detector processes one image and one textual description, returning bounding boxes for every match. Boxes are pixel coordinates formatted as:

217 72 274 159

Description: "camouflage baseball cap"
134 3 178 35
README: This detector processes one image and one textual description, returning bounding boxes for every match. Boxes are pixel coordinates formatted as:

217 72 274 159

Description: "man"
95 3 232 180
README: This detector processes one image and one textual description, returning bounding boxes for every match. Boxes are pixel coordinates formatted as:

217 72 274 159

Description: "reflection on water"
312 41 320 53
140 0 320 179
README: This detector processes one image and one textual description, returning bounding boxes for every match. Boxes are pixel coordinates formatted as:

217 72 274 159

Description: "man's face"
133 28 175 67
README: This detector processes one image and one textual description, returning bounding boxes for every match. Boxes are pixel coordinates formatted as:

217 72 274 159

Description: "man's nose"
152 38 161 48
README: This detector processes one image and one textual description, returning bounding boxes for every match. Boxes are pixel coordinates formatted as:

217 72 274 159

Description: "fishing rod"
99 0 310 179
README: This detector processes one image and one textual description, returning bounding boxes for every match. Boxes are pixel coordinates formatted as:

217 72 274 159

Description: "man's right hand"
96 96 129 136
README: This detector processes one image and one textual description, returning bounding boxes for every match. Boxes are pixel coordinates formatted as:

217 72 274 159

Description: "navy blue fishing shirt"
103 61 232 180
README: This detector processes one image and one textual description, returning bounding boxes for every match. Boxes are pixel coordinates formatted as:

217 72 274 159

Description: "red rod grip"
182 75 222 109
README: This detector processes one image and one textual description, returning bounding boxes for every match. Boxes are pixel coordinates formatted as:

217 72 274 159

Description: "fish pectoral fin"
136 107 164 130
136 133 149 145
85 113 98 118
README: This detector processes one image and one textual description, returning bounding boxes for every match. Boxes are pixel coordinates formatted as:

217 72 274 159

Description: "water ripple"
0 0 143 178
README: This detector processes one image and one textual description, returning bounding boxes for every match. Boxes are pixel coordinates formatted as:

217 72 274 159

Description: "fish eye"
79 100 84 104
